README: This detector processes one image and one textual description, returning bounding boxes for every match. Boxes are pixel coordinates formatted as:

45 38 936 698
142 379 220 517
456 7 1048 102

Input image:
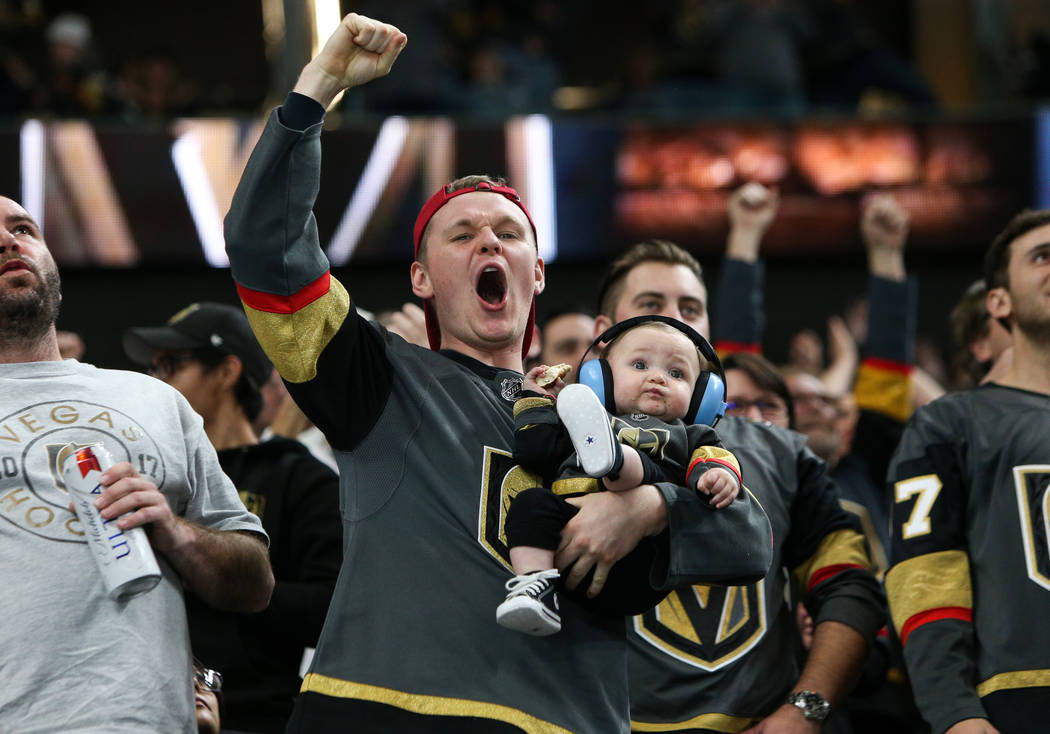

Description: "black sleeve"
243 449 342 648
786 447 886 643
512 392 574 484
285 313 394 452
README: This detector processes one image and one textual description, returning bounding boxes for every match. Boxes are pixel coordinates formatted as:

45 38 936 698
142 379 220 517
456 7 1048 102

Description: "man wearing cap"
0 196 273 733
124 302 342 734
224 13 772 734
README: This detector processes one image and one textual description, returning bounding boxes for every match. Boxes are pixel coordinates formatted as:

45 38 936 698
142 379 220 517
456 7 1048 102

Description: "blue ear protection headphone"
576 315 727 426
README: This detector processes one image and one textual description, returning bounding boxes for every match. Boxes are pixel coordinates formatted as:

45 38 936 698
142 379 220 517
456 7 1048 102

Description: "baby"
498 319 742 635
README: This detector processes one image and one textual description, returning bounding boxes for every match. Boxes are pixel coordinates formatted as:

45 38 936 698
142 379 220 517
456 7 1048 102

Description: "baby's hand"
523 365 568 397
696 467 740 509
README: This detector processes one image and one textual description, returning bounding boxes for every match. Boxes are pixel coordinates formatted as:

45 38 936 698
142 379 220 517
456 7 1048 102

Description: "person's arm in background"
852 193 919 482
744 444 885 733
377 303 430 348
787 315 859 399
860 195 946 411
714 182 779 355
819 315 859 398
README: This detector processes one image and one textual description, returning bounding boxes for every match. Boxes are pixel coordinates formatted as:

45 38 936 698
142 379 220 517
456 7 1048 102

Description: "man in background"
0 195 272 732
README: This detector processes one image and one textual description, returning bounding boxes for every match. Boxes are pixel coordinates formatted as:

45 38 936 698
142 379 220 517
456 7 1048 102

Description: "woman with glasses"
194 658 223 734
722 352 795 430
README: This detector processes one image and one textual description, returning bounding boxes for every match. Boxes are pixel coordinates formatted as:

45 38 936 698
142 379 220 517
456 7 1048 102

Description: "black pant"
504 486 668 616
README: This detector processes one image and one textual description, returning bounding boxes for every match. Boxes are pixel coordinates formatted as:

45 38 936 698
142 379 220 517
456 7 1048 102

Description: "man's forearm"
160 521 274 612
627 482 669 536
793 619 868 705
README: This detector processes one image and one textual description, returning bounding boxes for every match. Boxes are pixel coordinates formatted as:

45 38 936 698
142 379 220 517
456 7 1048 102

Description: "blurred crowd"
3 1 1050 120
0 7 199 120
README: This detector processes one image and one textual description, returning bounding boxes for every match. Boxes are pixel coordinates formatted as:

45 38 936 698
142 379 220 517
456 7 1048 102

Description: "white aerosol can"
61 442 162 601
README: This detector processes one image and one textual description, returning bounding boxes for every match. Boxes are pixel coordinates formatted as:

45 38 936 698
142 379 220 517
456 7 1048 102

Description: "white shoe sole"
497 595 561 636
558 384 617 477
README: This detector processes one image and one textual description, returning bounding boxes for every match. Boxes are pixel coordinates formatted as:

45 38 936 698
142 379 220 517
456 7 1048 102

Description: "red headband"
412 181 538 358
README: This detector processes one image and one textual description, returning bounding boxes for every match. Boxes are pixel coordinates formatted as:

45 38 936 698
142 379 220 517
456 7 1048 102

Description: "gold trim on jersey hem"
300 673 574 733
630 712 758 732
885 550 971 636
977 669 1050 697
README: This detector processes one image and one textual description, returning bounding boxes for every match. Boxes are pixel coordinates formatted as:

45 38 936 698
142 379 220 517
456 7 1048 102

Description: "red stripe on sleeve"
714 340 760 355
236 271 331 314
807 563 864 592
861 356 913 375
687 457 743 489
686 457 703 478
900 606 972 646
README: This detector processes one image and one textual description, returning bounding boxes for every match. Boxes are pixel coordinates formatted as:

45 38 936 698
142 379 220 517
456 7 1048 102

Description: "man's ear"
410 261 433 300
214 354 243 391
986 286 1011 322
534 257 545 296
593 313 613 338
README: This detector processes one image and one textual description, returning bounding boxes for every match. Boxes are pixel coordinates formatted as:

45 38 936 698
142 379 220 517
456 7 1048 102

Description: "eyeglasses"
194 666 223 693
790 392 837 413
726 397 786 421
148 353 196 381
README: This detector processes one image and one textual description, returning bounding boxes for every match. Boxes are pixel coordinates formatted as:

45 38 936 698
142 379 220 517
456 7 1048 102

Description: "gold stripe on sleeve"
854 363 911 423
690 446 741 475
551 477 602 496
513 396 554 416
242 278 351 383
885 549 972 636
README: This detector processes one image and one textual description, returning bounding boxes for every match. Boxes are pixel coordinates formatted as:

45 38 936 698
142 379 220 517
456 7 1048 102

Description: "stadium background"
2 0 1048 375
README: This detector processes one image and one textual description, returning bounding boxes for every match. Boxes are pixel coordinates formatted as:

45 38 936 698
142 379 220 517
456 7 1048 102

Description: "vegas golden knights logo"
633 582 767 671
613 420 670 462
1013 465 1050 592
477 446 543 569
0 400 166 544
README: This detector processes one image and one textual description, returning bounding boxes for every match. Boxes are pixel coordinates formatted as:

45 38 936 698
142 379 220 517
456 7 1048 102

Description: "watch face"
790 691 830 721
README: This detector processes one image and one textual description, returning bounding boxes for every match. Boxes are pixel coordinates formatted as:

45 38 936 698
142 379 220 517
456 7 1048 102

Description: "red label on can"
74 447 102 478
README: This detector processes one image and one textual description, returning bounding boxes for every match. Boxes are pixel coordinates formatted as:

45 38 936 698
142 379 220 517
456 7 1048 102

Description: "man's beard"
803 427 842 464
1011 299 1050 347
0 266 62 342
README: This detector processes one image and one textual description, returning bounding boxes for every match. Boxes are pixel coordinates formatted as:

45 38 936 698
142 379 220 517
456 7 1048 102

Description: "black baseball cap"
123 302 272 387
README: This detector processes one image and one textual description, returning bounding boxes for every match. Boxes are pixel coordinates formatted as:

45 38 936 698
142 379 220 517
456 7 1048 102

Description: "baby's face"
608 326 700 420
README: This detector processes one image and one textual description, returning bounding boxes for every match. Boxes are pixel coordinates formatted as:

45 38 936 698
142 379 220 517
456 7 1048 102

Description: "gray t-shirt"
0 359 266 733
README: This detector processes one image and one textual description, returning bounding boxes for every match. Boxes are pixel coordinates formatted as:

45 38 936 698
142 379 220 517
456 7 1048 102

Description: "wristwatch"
786 690 831 721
